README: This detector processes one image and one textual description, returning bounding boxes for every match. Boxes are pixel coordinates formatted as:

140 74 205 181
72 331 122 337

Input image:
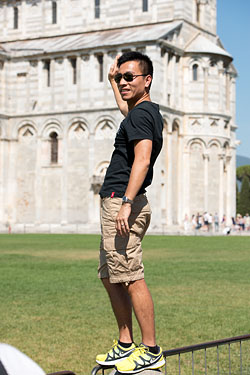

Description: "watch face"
122 196 133 204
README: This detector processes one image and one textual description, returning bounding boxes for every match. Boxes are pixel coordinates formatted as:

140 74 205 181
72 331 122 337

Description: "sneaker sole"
116 359 166 374
96 349 136 366
96 357 127 366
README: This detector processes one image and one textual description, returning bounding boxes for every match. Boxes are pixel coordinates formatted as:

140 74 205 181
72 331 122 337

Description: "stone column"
6 138 18 226
166 131 172 225
183 62 189 111
231 77 236 122
63 57 68 110
230 149 236 218
218 62 224 112
226 72 230 112
0 62 4 110
35 136 42 225
61 132 68 225
26 62 31 112
0 139 5 224
103 52 108 106
203 67 208 112
163 51 168 105
37 60 43 111
88 54 95 108
226 155 233 225
171 55 176 108
182 147 190 217
81 53 90 110
167 53 173 107
203 153 209 211
4 61 9 113
50 58 55 110
88 132 96 224
218 153 225 221
76 55 82 109
177 133 183 224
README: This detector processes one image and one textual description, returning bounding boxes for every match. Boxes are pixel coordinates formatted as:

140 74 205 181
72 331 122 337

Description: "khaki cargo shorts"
98 194 151 284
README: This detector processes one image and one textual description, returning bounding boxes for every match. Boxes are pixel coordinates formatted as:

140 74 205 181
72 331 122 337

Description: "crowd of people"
183 212 250 234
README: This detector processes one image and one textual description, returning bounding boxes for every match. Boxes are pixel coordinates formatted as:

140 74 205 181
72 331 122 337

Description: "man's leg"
115 278 165 374
126 278 156 347
102 277 133 343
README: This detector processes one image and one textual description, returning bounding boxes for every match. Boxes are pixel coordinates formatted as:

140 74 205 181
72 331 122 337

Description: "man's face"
117 60 151 103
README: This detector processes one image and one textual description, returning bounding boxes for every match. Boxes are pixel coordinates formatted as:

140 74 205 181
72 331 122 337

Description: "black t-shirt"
99 101 163 198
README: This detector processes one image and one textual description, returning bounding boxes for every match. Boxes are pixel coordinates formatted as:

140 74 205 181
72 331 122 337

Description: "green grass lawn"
0 234 250 374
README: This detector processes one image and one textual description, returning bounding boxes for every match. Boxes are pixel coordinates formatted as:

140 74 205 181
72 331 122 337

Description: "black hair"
117 51 153 78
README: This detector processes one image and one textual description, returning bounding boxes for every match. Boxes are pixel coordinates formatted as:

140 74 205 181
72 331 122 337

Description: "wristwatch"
122 196 134 205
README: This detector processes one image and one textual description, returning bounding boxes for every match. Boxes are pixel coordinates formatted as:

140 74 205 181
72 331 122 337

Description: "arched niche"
95 119 117 140
68 119 89 141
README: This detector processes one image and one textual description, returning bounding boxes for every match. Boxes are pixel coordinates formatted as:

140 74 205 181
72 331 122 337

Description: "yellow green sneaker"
96 340 136 366
115 343 165 373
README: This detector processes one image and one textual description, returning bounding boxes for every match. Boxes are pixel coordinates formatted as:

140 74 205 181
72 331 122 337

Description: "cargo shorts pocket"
103 233 143 278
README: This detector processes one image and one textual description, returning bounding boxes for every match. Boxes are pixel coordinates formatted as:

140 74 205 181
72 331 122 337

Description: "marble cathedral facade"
0 0 237 233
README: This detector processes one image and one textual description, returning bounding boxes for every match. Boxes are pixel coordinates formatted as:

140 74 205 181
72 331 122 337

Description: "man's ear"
145 75 152 88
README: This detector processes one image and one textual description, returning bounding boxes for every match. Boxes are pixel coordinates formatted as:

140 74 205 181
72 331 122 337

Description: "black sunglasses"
114 72 148 83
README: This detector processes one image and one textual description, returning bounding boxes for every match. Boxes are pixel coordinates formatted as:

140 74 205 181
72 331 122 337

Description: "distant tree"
236 182 239 213
236 164 250 214
238 175 250 216
236 165 250 182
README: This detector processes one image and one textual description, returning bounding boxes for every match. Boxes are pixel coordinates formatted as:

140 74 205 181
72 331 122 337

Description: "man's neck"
128 93 151 112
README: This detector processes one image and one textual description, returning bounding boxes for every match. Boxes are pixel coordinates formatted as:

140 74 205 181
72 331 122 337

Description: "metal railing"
163 334 250 375
91 334 250 375
47 371 76 375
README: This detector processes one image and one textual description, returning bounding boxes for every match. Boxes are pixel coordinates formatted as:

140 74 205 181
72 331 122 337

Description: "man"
96 51 165 374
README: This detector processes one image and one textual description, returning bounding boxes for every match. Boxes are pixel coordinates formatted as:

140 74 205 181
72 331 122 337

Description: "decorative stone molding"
42 121 62 139
107 51 118 59
95 120 117 140
81 54 90 62
203 153 210 160
18 124 37 142
68 121 89 140
55 57 64 64
29 60 38 67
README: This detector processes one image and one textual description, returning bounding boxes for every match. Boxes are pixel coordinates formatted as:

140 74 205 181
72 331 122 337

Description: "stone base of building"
0 223 249 236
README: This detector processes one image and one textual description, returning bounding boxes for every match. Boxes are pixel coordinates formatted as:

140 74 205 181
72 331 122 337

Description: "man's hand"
115 203 132 237
108 55 120 83
108 55 128 117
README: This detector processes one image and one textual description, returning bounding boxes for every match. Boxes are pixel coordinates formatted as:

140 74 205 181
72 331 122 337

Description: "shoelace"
129 345 148 360
108 340 118 354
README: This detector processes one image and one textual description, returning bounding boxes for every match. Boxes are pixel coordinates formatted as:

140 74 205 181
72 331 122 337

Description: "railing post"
229 343 231 375
217 345 220 375
204 348 207 375
240 341 242 375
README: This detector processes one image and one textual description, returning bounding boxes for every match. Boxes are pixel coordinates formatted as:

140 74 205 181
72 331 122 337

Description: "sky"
217 0 250 157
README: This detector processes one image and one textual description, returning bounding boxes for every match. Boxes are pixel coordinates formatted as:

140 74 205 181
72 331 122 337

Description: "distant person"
231 216 236 230
244 213 250 231
196 213 202 230
208 213 213 232
183 214 189 232
191 214 197 230
214 213 219 232
203 212 209 231
221 214 226 228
